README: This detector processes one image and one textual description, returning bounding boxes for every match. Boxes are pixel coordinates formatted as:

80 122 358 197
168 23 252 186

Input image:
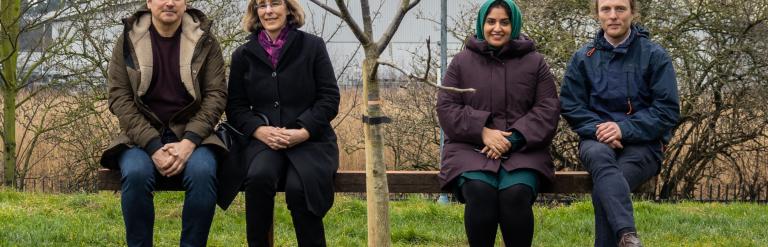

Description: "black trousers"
462 180 536 247
244 150 326 247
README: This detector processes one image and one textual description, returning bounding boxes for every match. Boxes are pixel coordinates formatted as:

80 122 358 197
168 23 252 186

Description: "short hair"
242 0 305 33
593 0 639 15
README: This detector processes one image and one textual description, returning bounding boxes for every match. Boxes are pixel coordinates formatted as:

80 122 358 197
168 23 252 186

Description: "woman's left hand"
279 128 310 148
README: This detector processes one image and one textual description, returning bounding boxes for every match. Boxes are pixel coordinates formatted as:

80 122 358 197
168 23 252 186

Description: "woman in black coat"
222 0 340 246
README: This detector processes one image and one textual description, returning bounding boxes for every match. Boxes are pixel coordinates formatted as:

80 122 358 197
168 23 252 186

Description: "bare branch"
407 0 421 11
378 38 473 93
359 0 373 41
319 0 371 46
375 0 422 55
308 0 342 18
377 59 474 93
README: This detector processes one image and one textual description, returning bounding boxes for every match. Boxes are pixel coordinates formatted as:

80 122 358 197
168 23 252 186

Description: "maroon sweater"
143 24 193 126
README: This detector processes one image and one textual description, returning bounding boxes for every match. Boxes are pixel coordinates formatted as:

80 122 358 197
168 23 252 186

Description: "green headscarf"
476 0 522 41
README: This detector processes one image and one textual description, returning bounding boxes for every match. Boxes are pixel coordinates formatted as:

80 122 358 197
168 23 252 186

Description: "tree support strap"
362 115 391 125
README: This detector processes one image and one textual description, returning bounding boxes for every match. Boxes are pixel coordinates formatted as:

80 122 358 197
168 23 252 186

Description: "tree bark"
1 0 20 187
362 55 391 247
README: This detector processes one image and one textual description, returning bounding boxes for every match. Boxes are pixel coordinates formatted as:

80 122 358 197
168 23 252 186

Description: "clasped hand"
480 127 512 160
254 126 310 150
596 121 623 149
151 139 196 177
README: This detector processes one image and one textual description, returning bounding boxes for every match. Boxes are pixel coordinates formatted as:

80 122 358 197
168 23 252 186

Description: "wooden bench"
97 169 655 246
98 169 655 194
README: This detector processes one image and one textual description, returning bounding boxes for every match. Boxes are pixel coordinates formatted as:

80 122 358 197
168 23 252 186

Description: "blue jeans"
119 146 217 247
579 139 661 247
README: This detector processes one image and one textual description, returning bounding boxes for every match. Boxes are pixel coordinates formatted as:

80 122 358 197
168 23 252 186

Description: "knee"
499 184 534 208
119 149 155 187
184 149 217 184
580 141 614 161
245 166 278 185
461 180 497 204
187 147 216 171
244 170 280 197
121 165 155 187
580 141 616 169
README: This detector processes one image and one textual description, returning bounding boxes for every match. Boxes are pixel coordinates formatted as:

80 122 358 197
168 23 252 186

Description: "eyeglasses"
256 0 283 9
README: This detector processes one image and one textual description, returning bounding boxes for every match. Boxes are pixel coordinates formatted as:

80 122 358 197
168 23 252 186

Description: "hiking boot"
618 232 643 247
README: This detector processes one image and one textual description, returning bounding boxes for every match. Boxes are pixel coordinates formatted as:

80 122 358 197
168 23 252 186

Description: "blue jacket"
560 25 680 143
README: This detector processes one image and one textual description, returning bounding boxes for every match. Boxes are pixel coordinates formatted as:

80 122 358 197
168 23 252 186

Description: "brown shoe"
618 232 643 247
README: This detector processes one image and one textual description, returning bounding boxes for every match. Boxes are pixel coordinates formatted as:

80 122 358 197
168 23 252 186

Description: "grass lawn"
0 189 766 246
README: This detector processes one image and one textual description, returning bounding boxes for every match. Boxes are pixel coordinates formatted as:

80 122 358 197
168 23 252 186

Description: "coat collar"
124 9 209 99
465 34 536 60
592 25 650 55
244 28 299 70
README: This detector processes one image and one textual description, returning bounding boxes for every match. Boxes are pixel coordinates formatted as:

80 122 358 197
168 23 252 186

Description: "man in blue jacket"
560 0 680 246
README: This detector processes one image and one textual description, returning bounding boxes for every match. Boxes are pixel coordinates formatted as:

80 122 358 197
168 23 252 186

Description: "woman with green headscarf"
436 0 560 246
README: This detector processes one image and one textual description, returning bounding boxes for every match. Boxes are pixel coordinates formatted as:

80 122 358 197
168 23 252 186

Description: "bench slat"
97 169 655 194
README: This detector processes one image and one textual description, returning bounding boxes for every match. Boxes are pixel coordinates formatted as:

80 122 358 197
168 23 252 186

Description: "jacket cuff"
144 137 163 156
617 121 632 142
243 118 267 139
506 129 527 153
295 120 317 138
183 131 203 146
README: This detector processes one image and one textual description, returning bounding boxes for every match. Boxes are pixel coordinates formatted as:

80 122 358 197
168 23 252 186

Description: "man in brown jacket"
99 0 227 246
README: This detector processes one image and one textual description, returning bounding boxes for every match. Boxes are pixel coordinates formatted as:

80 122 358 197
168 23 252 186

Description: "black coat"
218 29 340 216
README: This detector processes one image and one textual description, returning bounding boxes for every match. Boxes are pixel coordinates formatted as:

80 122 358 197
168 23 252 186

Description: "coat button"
273 101 280 108
271 72 277 78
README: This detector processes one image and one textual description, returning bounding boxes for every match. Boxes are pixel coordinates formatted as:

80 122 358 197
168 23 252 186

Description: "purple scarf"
258 27 291 68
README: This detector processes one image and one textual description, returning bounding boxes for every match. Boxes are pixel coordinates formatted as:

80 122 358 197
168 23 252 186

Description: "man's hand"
596 122 622 144
607 140 624 149
163 139 197 177
280 128 310 148
254 126 291 150
151 146 176 176
481 127 512 156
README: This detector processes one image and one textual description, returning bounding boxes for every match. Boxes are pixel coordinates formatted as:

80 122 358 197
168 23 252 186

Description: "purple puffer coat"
436 35 560 189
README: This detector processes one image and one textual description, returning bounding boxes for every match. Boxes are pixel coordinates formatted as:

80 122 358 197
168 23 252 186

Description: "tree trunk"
1 0 20 187
2 84 15 187
362 55 391 246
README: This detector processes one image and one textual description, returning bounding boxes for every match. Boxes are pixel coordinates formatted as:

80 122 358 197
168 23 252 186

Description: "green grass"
0 189 766 246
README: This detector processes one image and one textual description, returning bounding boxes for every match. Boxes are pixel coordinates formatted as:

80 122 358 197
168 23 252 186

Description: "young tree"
308 0 421 245
1 0 77 187
1 0 22 187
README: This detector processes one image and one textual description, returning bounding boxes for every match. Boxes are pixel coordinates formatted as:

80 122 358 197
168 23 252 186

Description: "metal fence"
21 176 99 194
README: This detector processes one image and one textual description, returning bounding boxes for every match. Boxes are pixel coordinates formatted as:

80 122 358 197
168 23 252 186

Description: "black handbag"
214 121 247 149
215 113 269 210
214 112 269 149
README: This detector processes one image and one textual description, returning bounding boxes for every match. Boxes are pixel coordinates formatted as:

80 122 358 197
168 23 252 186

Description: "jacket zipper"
502 59 508 130
625 71 633 115
489 53 509 130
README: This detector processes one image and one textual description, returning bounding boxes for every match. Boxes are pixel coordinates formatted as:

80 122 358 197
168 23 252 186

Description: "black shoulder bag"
214 121 247 150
